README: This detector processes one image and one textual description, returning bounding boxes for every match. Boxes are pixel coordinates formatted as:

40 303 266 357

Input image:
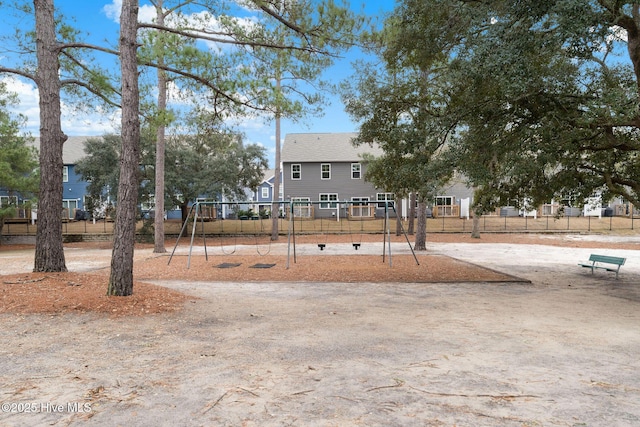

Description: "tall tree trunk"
108 0 140 296
181 202 189 225
395 197 402 236
33 0 67 272
270 77 282 241
408 192 416 235
153 0 167 254
471 209 481 239
414 201 427 250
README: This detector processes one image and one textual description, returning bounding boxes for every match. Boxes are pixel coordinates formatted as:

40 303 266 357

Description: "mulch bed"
7 232 601 317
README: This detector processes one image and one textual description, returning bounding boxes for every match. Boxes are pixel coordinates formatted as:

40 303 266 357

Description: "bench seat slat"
588 254 625 265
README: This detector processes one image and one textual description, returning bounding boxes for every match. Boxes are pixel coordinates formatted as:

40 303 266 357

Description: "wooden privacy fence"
2 214 640 238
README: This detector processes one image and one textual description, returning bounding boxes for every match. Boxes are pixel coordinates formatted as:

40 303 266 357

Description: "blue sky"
0 0 395 168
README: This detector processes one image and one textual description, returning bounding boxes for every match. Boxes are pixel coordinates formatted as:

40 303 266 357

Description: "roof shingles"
282 133 383 163
32 136 96 165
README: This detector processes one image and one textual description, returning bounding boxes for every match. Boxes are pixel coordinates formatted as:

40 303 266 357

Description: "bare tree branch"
137 22 331 55
0 66 36 83
60 79 122 109
59 42 120 57
150 0 195 16
254 2 308 35
139 59 271 111
60 50 121 94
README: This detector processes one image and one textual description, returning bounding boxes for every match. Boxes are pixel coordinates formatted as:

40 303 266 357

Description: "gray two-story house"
282 132 394 219
281 132 482 220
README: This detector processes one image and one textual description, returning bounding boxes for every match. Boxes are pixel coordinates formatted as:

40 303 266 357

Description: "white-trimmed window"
319 193 338 209
352 196 369 205
62 166 69 182
261 187 269 199
291 164 301 180
435 196 454 206
377 193 394 208
321 163 331 180
351 163 361 179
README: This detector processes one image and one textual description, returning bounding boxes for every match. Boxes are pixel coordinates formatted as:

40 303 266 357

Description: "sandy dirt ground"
1 233 640 426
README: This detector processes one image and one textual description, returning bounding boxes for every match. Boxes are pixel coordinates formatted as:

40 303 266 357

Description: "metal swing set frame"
168 200 419 269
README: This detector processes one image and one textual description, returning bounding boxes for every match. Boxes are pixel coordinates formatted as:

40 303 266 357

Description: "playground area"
1 233 640 426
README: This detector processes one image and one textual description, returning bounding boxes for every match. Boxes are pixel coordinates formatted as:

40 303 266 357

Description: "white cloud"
234 116 271 133
103 0 155 24
2 76 40 134
2 76 118 137
103 0 258 52
60 102 120 136
139 3 158 24
607 25 627 43
103 0 122 22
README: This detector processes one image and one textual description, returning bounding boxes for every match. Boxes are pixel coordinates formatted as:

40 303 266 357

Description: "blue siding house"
0 137 92 221
1 137 93 221
39 136 91 220
252 169 283 217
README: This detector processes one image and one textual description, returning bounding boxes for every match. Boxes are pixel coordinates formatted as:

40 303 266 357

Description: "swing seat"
318 244 326 250
352 243 361 250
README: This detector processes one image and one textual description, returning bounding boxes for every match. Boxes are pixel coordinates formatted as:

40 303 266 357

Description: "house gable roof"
32 136 96 165
282 132 384 163
261 169 275 186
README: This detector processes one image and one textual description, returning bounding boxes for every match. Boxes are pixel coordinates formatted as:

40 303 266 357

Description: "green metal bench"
579 254 626 280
